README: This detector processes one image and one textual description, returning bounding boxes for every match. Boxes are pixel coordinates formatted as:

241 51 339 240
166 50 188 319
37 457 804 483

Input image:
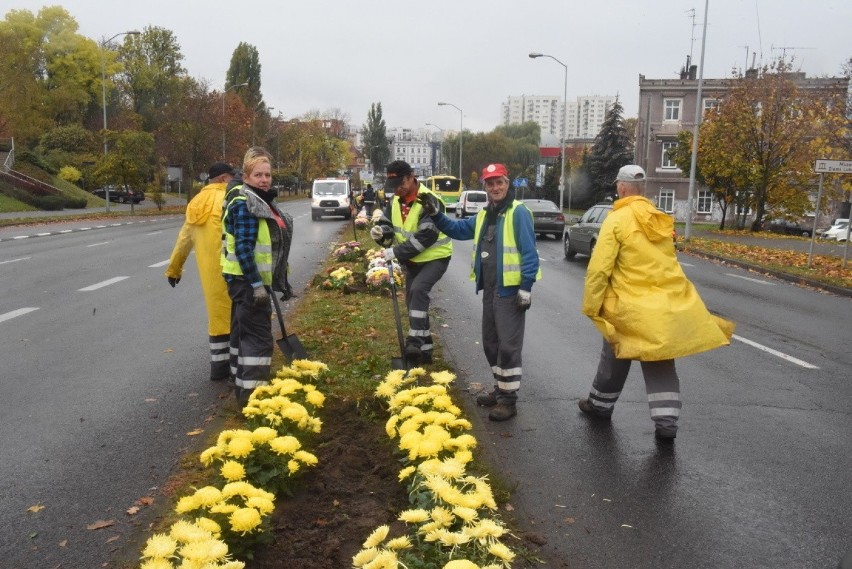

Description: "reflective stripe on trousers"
481 283 526 405
209 333 231 380
403 258 449 357
227 279 273 390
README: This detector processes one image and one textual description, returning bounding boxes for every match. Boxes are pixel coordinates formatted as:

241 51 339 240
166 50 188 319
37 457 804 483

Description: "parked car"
93 185 145 204
821 218 850 241
523 199 565 239
564 202 612 259
455 190 487 218
764 218 815 237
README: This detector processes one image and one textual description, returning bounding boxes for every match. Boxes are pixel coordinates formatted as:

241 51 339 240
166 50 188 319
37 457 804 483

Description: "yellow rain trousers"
582 195 734 361
165 182 232 338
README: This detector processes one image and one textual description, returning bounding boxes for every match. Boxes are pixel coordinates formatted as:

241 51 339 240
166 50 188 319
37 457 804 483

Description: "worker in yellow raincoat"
578 165 734 442
165 162 235 382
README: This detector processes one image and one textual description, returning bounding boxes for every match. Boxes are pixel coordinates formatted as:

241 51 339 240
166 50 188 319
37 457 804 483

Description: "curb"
682 248 852 298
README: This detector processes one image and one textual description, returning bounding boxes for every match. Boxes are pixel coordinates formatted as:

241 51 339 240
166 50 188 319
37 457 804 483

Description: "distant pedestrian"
369 160 452 365
421 163 540 421
362 183 377 216
221 147 294 405
577 165 734 441
165 162 235 382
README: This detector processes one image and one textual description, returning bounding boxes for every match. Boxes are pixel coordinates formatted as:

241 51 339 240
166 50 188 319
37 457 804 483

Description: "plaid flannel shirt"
223 198 263 287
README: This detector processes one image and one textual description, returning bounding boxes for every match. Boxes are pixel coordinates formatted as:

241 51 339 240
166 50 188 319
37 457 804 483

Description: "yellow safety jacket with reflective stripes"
471 200 542 286
390 187 453 262
221 194 273 285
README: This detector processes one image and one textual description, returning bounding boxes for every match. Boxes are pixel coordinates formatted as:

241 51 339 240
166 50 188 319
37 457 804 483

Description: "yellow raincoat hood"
582 195 734 361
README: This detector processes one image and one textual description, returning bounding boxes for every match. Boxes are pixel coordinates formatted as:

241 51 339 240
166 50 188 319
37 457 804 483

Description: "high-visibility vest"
471 200 541 286
389 187 452 262
221 191 273 285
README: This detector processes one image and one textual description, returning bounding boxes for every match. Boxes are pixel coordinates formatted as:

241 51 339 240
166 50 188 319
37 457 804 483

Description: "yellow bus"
421 175 463 211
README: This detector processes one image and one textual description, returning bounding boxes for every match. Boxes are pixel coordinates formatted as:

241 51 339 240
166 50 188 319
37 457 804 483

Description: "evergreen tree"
582 98 633 204
361 102 390 175
225 42 262 109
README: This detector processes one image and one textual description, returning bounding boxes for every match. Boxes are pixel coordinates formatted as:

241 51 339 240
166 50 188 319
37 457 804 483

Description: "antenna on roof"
686 8 697 62
770 44 815 59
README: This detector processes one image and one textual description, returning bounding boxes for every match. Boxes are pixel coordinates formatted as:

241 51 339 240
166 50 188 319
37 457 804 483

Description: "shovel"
386 261 408 371
268 287 308 362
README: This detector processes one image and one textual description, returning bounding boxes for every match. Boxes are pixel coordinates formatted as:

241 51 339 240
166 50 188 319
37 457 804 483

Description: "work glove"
417 193 439 216
167 276 181 288
383 247 396 261
370 225 384 241
252 286 270 307
516 290 532 311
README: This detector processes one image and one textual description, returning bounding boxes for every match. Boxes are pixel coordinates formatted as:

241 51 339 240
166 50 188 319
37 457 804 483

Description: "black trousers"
227 279 272 389
403 257 450 358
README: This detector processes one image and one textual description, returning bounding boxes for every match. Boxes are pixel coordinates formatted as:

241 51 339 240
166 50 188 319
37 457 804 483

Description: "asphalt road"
0 199 344 568
430 235 851 569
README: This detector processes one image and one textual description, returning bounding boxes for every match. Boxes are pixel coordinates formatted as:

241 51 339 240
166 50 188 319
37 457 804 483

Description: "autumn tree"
581 98 633 205
94 130 156 194
361 103 391 174
226 42 263 110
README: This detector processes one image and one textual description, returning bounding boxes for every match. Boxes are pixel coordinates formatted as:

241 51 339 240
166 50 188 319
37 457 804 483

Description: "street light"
252 102 272 146
529 52 569 213
100 29 140 212
221 82 248 159
437 102 463 184
425 123 444 175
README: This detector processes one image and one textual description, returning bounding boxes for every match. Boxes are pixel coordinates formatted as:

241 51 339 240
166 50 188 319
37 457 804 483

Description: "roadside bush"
59 165 82 184
17 150 58 175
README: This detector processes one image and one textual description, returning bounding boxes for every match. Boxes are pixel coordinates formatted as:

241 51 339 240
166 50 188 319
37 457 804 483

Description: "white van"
821 218 849 241
455 190 487 218
311 178 351 221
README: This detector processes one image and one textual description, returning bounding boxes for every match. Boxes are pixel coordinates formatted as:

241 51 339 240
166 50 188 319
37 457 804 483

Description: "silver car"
564 203 612 259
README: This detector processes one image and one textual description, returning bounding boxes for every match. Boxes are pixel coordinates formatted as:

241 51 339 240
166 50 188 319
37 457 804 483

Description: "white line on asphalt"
78 276 130 291
0 256 31 265
110 223 122 227
36 232 51 237
146 231 162 235
733 334 819 369
725 273 775 285
80 227 91 231
87 241 111 248
680 262 695 267
13 235 29 239
149 260 170 268
0 307 39 324
59 229 72 233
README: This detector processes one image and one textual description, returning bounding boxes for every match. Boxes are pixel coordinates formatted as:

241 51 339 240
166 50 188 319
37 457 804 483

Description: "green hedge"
0 184 86 210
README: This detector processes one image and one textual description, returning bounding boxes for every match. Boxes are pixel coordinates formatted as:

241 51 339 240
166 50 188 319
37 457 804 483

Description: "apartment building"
387 127 437 177
501 94 616 141
636 63 848 222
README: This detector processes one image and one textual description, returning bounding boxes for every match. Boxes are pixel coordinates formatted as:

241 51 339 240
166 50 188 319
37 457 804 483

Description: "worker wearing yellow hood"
578 165 734 441
165 162 235 382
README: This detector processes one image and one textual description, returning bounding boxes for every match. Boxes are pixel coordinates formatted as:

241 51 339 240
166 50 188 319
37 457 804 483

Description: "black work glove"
417 193 439 217
167 276 181 288
252 286 270 306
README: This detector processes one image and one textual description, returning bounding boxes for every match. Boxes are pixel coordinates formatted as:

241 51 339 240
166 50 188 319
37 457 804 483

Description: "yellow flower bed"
138 360 328 568
353 368 516 569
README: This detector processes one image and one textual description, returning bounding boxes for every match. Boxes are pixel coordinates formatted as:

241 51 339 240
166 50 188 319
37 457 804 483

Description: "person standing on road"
421 163 540 421
577 165 734 441
221 147 293 404
165 162 235 382
362 183 377 216
369 160 452 365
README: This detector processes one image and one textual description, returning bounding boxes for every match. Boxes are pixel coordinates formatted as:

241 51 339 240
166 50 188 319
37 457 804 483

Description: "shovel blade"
391 357 407 370
277 334 308 362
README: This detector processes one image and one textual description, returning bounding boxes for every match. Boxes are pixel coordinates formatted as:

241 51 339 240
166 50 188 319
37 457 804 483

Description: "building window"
664 99 681 121
661 141 678 169
703 98 720 117
697 190 712 214
657 189 674 213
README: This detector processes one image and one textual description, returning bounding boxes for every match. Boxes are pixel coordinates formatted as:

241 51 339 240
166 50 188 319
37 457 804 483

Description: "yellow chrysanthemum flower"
199 446 223 467
227 436 254 459
169 520 212 543
437 529 471 546
375 381 398 399
385 536 412 550
179 538 228 561
221 460 246 482
423 529 442 542
141 533 177 558
294 450 318 465
268 435 301 455
246 496 275 515
366 550 398 569
430 370 456 384
488 541 516 563
305 390 325 407
466 518 505 540
442 560 480 569
189 486 222 508
385 415 400 438
221 481 256 498
175 495 199 513
209 503 239 515
194 517 221 535
453 506 478 522
398 466 416 481
292 359 328 374
229 507 262 534
398 509 430 523
454 450 474 464
362 524 390 548
288 459 300 474
352 546 380 567
431 506 455 527
251 426 278 443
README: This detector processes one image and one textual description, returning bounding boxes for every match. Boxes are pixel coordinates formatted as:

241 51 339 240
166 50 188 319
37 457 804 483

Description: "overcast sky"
9 0 852 134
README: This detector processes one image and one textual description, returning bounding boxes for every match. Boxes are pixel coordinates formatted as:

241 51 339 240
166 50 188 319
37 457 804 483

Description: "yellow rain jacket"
165 182 231 336
582 195 734 361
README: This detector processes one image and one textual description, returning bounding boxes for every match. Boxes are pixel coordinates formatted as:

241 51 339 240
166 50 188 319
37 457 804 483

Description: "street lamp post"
437 102 463 184
425 123 444 175
100 29 140 213
529 52 569 214
221 82 248 159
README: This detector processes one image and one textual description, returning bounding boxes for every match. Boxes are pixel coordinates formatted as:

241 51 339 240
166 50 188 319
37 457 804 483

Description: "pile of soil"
246 398 408 568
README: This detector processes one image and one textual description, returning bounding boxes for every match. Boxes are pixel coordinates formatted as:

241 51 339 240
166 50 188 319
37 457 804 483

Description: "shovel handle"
268 286 294 350
386 262 408 368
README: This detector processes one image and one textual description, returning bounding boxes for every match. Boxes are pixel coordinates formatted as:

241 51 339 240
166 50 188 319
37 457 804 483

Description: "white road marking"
94 225 106 229
149 260 170 268
146 231 162 235
725 273 775 285
79 227 91 231
36 232 51 237
733 334 819 369
680 262 695 267
78 276 130 291
0 307 39 323
58 229 72 233
0 256 31 265
87 241 111 248
13 235 29 240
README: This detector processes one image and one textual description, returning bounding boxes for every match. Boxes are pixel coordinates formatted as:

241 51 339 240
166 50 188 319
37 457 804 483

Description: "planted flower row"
138 360 329 568
320 244 404 292
352 368 516 569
